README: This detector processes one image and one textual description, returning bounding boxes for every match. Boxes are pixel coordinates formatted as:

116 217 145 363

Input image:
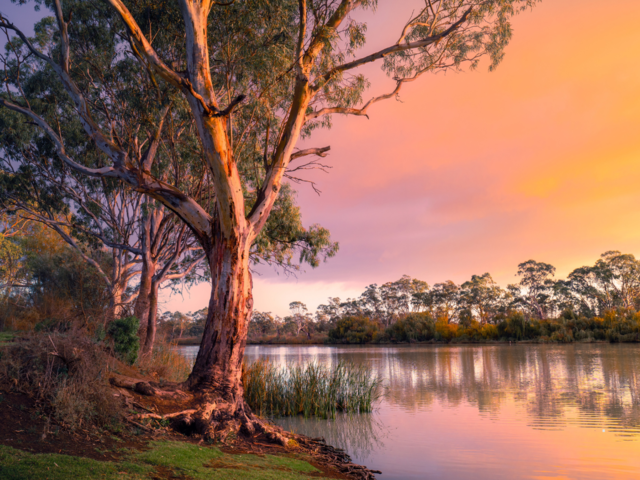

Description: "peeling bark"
187 218 252 400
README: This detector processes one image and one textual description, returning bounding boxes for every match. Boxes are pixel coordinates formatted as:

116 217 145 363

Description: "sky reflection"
239 344 640 479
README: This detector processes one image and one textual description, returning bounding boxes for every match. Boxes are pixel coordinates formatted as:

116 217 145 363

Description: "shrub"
525 320 542 339
2 245 111 332
0 331 121 429
574 329 591 341
550 328 573 343
34 318 70 333
480 323 499 340
498 311 527 340
435 318 458 342
327 316 380 344
384 313 435 342
107 316 140 365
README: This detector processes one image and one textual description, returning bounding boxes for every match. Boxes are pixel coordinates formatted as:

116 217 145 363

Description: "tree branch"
0 98 116 178
313 6 472 89
307 57 442 122
141 103 172 171
103 0 216 115
295 0 307 75
290 146 330 161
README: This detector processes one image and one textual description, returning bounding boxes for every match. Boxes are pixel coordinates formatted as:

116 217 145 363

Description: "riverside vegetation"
0 328 380 479
234 252 640 345
243 361 381 419
0 214 379 479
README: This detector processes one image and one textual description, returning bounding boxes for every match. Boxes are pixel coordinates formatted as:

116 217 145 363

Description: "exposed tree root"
109 373 380 479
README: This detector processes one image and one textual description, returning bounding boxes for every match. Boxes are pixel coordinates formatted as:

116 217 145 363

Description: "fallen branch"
124 417 153 432
131 409 197 421
109 374 188 398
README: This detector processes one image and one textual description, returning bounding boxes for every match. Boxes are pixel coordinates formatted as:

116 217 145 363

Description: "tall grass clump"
137 340 193 382
243 361 381 419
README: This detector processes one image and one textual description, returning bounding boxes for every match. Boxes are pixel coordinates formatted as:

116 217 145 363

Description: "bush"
435 318 458 341
327 316 380 344
480 323 499 340
384 313 435 342
107 316 140 365
498 311 527 340
0 331 121 429
2 245 111 332
601 309 640 342
550 328 573 343
34 318 70 333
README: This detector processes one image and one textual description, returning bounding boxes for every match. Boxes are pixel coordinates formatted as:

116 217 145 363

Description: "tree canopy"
0 0 541 438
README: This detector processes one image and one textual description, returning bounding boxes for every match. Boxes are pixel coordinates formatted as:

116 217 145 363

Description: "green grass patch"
136 440 321 479
0 440 329 480
0 331 16 346
243 360 381 419
0 445 150 479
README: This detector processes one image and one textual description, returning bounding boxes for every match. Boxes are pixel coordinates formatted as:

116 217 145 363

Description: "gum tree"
0 0 538 437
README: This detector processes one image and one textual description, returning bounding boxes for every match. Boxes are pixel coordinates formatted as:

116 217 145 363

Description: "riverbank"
0 390 358 479
0 333 379 480
175 334 329 346
176 335 617 347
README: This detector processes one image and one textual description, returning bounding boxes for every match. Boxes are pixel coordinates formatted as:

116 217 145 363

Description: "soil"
0 387 352 479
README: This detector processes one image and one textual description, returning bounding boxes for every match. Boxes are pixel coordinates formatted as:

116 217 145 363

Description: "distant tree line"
246 251 640 344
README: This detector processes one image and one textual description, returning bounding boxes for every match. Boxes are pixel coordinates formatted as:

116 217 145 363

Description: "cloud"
164 0 640 317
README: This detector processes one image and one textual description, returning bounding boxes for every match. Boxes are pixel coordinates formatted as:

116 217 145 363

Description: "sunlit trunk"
186 223 253 407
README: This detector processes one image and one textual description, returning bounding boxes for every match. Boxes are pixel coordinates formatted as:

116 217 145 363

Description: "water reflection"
242 345 640 435
376 345 640 434
277 413 388 460
180 344 640 479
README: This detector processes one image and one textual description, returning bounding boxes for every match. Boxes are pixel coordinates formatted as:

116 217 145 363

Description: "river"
178 344 640 479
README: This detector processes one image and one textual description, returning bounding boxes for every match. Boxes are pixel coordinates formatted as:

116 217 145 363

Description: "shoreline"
174 337 618 347
0 386 377 480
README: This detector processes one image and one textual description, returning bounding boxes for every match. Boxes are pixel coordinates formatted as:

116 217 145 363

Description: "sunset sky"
5 0 640 317
165 0 640 317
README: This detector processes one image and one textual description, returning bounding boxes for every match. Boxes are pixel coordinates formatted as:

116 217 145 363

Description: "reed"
242 360 381 419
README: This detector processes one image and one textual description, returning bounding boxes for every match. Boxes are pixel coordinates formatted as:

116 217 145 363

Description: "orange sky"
3 2 639 314
3 0 609 316
168 0 640 316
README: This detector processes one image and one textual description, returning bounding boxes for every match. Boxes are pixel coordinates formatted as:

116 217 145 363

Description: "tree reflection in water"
377 344 640 434
188 344 640 478
239 344 640 454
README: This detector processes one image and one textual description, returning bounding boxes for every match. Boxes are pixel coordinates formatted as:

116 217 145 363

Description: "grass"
0 440 331 480
0 331 16 346
243 360 381 419
0 445 150 479
137 340 193 382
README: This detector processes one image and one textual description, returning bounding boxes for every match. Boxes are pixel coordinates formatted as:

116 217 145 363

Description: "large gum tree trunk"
186 227 253 407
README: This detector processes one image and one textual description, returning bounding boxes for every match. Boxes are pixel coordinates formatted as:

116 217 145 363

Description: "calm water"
179 344 640 479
